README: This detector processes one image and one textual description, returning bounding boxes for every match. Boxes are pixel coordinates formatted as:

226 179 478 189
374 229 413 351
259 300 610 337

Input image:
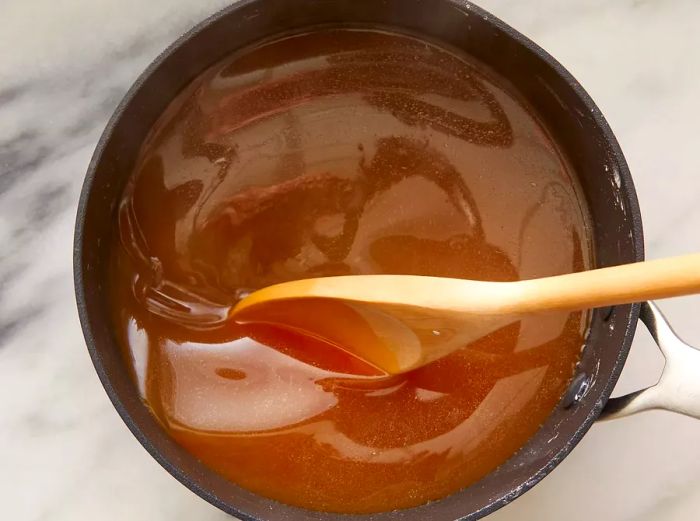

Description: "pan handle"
600 301 700 420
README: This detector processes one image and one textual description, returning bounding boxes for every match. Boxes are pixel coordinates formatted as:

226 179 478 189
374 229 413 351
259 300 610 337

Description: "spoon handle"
513 253 700 313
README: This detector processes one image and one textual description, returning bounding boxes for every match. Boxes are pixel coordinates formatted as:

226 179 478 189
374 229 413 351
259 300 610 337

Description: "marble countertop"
2 0 699 519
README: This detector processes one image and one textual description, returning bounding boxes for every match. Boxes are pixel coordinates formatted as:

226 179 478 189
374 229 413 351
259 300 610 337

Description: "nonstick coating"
74 1 644 520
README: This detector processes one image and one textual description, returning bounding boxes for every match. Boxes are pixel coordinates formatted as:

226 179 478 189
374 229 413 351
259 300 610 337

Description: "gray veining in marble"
1 1 699 520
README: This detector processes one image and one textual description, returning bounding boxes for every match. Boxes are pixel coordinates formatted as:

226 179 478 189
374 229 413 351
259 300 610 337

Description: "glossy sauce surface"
109 29 592 513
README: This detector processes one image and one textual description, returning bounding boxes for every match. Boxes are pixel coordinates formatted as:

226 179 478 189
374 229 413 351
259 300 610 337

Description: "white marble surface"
1 0 699 519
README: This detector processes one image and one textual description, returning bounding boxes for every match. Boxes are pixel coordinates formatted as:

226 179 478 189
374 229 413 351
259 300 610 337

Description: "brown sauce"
109 29 592 513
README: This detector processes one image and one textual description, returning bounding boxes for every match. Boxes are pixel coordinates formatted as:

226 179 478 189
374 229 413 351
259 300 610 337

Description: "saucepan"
74 0 700 519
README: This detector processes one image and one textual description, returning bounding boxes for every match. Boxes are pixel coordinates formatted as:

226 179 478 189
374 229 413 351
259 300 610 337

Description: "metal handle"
600 301 700 421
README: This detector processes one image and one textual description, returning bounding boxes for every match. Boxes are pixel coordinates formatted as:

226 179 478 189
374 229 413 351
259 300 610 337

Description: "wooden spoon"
231 253 700 374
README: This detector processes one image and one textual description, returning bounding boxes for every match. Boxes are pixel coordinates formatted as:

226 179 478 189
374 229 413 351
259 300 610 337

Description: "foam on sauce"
109 29 592 513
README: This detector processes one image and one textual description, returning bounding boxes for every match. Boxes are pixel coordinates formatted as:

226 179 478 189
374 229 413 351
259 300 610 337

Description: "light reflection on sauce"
109 29 592 513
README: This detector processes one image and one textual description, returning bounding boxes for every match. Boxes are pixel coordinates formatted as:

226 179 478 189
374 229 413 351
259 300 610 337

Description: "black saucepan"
76 1 698 520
